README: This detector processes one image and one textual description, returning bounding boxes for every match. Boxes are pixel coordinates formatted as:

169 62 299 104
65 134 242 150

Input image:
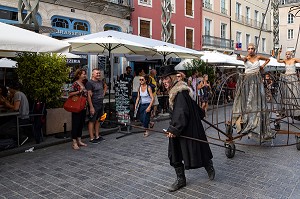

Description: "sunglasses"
139 79 145 81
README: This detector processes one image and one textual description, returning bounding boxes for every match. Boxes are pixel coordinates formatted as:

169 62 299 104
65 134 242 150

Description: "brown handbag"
63 94 86 113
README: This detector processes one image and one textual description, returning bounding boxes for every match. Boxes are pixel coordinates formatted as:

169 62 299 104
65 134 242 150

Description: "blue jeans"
139 103 151 128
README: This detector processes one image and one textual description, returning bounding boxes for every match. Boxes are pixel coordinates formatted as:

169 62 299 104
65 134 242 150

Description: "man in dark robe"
161 65 215 192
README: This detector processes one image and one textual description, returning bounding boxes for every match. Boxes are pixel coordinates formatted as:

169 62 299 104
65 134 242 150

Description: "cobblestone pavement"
1 120 300 199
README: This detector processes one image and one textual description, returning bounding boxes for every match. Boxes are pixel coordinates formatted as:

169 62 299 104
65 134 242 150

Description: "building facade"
0 0 133 77
231 0 272 55
202 0 233 53
277 0 300 58
131 0 202 50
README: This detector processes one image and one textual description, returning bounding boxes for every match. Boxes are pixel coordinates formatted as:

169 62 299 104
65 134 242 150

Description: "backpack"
148 77 156 93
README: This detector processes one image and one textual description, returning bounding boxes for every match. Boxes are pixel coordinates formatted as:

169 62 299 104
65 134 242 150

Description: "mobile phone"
163 129 167 132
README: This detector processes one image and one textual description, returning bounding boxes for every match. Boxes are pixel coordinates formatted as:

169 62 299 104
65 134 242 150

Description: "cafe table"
0 111 20 146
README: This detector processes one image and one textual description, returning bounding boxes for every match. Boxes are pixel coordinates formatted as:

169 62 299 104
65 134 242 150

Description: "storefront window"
52 18 69 29
104 24 121 31
74 21 88 31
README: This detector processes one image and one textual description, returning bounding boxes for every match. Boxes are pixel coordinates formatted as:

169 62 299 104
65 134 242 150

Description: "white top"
285 64 297 75
132 76 140 92
244 60 260 74
140 86 151 104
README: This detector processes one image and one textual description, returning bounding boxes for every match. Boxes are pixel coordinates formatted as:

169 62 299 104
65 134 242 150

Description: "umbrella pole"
4 68 6 86
108 49 112 126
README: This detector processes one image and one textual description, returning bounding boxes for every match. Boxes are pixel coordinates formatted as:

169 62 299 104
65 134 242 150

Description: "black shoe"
89 139 99 144
20 136 28 146
168 166 186 192
95 137 105 142
205 160 215 180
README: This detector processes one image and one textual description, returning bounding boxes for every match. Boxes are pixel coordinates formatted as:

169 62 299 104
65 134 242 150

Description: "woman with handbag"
68 69 88 150
197 74 211 116
135 75 154 137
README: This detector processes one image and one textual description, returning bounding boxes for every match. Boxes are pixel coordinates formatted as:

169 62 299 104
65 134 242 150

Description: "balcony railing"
234 14 270 31
221 7 227 15
202 35 234 50
203 2 212 10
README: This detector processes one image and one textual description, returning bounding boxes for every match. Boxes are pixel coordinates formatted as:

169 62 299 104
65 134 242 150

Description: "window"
204 18 211 36
262 38 266 52
139 18 152 38
138 0 152 7
221 23 227 48
185 27 194 49
254 10 259 27
246 7 250 24
0 9 18 21
261 13 265 26
52 18 69 29
104 24 121 31
236 31 241 43
170 24 176 44
255 36 259 47
221 23 226 38
288 13 294 24
288 29 294 39
74 21 88 31
171 0 176 13
236 3 241 21
221 0 226 14
246 34 250 45
204 0 212 10
185 0 194 17
281 0 286 5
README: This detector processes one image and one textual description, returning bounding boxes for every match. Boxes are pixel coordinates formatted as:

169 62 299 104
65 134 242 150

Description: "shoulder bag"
63 93 86 113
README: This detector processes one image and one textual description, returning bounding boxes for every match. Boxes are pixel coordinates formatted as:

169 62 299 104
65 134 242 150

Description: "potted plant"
15 52 71 135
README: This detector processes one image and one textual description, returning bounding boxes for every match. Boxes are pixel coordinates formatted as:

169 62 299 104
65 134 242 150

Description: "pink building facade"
131 0 202 51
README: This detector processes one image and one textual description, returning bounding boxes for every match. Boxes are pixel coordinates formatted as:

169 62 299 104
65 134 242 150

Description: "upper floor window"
185 0 194 17
204 0 212 10
236 3 241 21
170 24 176 44
185 27 194 49
236 31 241 43
288 29 294 39
52 18 69 29
139 18 152 38
138 0 152 7
288 13 294 24
204 18 211 36
246 34 250 45
221 23 227 38
281 0 286 4
262 38 266 52
221 0 227 14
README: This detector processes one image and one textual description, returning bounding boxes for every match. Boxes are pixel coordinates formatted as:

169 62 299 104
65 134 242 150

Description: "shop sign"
54 29 88 37
67 59 80 64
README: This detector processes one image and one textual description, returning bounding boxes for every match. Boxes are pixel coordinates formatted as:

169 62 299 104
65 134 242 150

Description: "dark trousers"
139 103 151 128
71 109 86 139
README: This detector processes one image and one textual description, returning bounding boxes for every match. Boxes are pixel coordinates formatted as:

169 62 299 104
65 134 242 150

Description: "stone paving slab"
0 120 300 198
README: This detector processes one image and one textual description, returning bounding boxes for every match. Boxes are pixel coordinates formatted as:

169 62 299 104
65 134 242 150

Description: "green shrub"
184 59 215 82
16 52 68 108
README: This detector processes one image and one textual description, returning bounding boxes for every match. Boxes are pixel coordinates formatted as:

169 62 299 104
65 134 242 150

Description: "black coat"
167 84 213 170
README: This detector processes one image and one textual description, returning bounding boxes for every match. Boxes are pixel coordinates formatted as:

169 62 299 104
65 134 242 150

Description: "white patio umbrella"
66 32 154 122
200 51 244 66
66 30 202 61
0 58 17 86
0 22 70 53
